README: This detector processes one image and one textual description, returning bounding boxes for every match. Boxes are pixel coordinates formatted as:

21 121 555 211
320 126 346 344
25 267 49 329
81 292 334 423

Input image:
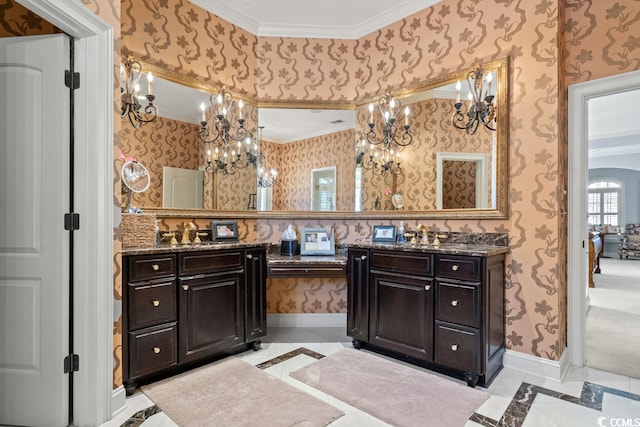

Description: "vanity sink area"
345 237 507 387
121 240 268 394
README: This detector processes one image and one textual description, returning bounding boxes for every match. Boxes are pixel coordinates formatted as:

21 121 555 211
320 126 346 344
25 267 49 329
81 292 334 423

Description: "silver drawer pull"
153 347 161 354
451 344 458 351
361 255 367 261
247 254 253 259
451 264 459 271
451 300 459 307
182 285 189 291
152 300 160 307
152 264 160 271
424 285 431 291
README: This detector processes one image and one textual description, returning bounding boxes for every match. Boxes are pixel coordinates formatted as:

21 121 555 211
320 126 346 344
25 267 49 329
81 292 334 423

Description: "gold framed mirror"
127 56 509 220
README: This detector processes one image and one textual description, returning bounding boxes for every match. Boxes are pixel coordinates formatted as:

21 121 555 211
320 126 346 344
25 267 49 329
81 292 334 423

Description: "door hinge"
65 70 80 90
64 354 79 373
64 213 80 231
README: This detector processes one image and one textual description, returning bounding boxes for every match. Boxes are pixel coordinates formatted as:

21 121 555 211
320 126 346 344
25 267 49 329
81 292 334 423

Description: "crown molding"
189 0 439 40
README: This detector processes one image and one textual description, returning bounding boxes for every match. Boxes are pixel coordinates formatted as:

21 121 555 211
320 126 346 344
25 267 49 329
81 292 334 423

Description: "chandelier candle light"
199 88 258 175
365 93 412 149
355 138 401 177
451 63 497 134
256 127 277 188
120 56 157 128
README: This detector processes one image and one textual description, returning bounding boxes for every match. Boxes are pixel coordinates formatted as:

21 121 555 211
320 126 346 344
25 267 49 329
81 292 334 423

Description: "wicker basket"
121 213 157 249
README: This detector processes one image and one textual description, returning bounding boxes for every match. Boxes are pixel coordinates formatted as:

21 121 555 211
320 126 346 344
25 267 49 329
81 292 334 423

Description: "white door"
0 34 70 426
163 166 204 208
311 166 337 211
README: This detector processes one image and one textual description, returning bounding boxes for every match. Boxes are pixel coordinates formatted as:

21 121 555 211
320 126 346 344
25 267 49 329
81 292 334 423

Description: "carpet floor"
587 258 640 379
142 357 344 427
290 348 489 427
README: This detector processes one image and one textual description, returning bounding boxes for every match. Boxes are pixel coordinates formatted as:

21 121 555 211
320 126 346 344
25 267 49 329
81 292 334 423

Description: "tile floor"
101 327 640 427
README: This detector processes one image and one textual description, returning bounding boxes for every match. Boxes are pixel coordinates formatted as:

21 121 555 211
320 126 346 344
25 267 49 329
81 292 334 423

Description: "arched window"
588 179 622 228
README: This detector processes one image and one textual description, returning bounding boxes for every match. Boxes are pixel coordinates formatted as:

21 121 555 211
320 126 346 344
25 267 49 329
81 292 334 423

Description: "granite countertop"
346 242 509 257
122 241 268 256
123 241 509 258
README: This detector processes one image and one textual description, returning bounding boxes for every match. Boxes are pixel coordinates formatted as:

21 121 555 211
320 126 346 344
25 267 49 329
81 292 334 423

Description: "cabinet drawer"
435 255 481 281
128 322 178 379
179 251 244 276
128 254 176 282
436 281 480 328
435 321 480 373
371 251 432 276
128 279 177 330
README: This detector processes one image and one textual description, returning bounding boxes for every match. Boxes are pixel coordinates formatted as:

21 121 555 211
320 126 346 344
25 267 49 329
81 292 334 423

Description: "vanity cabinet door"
128 322 178 379
369 272 434 361
178 272 244 364
245 248 267 343
347 248 370 342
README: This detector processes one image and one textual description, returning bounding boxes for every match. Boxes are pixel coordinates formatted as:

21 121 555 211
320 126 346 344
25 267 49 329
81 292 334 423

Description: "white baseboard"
503 348 570 382
110 385 126 418
267 313 347 328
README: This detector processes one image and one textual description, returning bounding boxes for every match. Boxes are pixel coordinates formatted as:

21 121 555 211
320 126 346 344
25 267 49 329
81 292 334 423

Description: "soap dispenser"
397 221 405 244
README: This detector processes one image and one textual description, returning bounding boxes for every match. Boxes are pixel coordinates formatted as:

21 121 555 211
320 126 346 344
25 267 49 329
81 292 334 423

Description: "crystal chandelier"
199 87 258 175
365 93 412 149
120 56 157 128
255 127 277 187
204 134 258 175
451 63 496 135
355 138 401 177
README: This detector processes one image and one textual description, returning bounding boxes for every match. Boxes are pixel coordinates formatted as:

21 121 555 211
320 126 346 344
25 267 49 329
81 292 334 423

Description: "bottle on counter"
397 221 405 244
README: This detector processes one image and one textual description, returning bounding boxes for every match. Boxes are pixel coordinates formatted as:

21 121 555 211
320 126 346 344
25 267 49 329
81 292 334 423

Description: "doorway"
568 70 640 370
311 166 337 211
5 0 114 425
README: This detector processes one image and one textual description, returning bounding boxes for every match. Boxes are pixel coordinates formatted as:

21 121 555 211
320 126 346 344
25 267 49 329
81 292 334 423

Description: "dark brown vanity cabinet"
369 251 434 361
123 247 267 394
347 247 505 387
245 247 268 343
347 248 369 341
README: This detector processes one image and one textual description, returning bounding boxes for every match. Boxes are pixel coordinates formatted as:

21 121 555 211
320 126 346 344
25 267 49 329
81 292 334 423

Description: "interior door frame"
567 70 640 368
16 0 115 424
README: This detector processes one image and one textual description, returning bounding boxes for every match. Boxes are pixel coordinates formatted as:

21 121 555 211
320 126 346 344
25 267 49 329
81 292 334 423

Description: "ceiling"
189 0 441 39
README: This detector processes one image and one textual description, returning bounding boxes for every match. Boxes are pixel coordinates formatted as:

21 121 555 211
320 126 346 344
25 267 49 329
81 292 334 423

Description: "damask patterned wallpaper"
9 0 640 390
261 129 356 211
120 116 200 207
442 160 477 209
0 0 61 36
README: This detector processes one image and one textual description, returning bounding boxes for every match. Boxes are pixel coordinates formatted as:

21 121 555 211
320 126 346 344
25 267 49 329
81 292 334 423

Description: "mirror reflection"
121 57 508 218
257 108 355 211
120 75 258 211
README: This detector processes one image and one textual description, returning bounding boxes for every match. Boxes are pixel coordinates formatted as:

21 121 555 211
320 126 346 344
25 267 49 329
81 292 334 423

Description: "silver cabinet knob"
424 285 431 291
451 264 459 271
451 344 458 351
152 300 160 307
153 347 161 354
152 264 159 271
182 285 189 291
247 254 253 259
451 300 459 307
361 255 367 260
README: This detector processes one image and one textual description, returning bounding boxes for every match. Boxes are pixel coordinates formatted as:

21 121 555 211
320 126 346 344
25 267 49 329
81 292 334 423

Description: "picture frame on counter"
211 220 239 241
372 225 397 243
300 227 335 255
